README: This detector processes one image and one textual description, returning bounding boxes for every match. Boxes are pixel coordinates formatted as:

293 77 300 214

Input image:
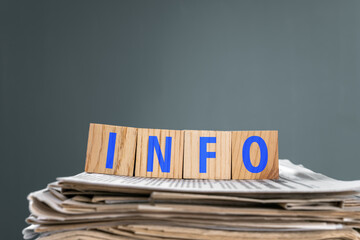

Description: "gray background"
1 0 360 237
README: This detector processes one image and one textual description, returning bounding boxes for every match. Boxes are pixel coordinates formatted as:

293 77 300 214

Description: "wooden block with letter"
135 128 184 178
183 130 231 179
232 130 278 179
85 123 137 176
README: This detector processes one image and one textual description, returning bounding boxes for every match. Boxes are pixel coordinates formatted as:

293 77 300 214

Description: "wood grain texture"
84 123 137 176
183 130 231 179
232 131 278 179
135 128 184 179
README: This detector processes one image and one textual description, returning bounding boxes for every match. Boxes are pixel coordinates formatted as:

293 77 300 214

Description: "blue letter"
147 136 172 173
199 137 216 173
242 136 268 173
105 132 117 169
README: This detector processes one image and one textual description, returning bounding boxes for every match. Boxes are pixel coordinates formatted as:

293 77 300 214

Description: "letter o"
242 136 268 173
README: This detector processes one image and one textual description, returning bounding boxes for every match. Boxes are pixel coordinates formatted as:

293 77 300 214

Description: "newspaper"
23 159 360 240
57 160 360 194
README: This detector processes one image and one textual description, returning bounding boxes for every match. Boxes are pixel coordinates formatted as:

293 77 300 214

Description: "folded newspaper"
23 160 360 240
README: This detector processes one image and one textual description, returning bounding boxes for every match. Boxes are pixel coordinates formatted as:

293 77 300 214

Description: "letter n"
147 136 172 173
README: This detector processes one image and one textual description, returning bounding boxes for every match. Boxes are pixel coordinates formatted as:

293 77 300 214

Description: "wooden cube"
85 123 137 176
135 128 184 178
183 130 231 179
232 131 278 179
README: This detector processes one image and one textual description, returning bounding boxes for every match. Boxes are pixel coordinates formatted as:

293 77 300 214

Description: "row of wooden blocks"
85 123 279 179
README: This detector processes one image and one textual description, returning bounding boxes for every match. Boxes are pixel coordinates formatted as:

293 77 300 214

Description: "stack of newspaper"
23 160 360 240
